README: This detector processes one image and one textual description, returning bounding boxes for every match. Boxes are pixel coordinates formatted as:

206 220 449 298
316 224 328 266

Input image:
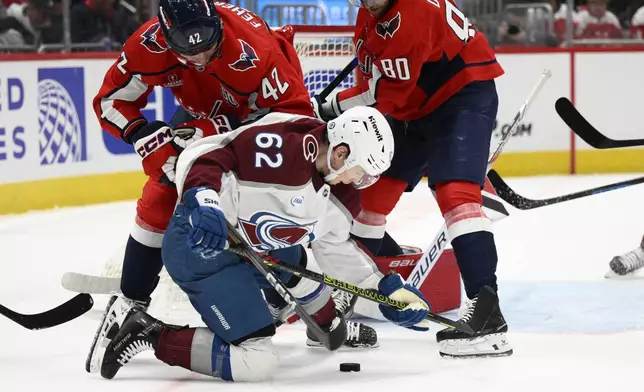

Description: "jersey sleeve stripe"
100 74 149 136
338 66 383 112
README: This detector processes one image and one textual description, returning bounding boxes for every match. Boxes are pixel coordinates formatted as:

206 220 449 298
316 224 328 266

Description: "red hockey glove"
173 115 240 151
130 121 181 185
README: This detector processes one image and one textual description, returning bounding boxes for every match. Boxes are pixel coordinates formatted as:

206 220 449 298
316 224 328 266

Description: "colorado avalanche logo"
140 23 167 53
229 39 259 72
376 12 401 39
238 212 316 252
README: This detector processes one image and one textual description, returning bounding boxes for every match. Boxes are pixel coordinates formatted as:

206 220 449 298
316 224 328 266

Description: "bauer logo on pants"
37 68 87 165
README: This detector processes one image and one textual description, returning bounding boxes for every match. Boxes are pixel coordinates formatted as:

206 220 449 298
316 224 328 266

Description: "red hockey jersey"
336 0 504 121
94 3 312 143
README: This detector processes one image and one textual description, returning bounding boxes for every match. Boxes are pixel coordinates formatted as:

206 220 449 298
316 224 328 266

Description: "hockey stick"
555 97 644 149
227 246 476 334
0 294 93 330
487 169 644 210
406 69 552 289
61 272 120 295
225 221 344 350
317 58 358 102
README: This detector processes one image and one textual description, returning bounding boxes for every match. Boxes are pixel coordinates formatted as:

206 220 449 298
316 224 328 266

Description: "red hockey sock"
155 327 196 370
311 298 337 327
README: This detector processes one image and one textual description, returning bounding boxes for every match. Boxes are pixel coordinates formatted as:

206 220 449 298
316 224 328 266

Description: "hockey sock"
120 235 163 302
378 231 404 256
155 324 277 381
451 231 498 298
353 176 408 255
311 297 337 327
351 212 386 256
436 181 498 299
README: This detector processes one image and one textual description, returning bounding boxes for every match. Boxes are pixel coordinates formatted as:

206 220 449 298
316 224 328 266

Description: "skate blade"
604 269 644 280
438 332 512 358
306 338 380 349
86 296 118 373
86 296 132 374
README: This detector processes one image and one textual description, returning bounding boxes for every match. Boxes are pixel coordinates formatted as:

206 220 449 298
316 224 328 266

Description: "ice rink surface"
2 173 644 392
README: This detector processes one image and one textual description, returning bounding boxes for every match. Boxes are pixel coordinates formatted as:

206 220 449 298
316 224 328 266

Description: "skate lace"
346 321 360 342
620 248 644 271
332 290 354 316
458 297 478 323
117 340 154 366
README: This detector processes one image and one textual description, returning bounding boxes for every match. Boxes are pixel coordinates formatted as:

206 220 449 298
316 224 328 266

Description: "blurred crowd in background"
2 0 644 52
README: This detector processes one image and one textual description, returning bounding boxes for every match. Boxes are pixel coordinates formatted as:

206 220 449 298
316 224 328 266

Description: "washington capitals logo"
376 12 401 39
140 23 167 53
229 39 259 72
238 212 316 252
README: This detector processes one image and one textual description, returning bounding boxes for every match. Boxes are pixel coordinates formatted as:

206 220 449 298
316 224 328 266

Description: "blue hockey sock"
120 235 163 301
451 231 498 299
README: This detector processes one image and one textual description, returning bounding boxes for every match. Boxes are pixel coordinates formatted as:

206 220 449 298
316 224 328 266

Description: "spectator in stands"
497 7 558 46
2 0 26 9
70 0 139 48
0 0 52 47
577 0 623 38
552 0 581 44
629 4 644 37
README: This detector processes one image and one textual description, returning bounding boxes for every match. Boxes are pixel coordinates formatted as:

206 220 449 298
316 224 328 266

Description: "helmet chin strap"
324 144 352 182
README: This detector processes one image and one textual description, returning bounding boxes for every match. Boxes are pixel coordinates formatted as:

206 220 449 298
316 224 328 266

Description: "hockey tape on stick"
405 69 552 289
228 246 475 334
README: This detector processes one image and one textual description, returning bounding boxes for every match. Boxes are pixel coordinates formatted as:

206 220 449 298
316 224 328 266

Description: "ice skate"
306 290 379 349
436 286 512 358
100 303 165 379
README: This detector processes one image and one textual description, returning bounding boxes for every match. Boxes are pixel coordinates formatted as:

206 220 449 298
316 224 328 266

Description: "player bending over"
313 0 511 357
94 0 309 309
87 107 432 381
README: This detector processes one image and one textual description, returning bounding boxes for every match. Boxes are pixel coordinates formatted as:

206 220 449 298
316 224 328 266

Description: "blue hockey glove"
378 272 432 331
183 187 228 256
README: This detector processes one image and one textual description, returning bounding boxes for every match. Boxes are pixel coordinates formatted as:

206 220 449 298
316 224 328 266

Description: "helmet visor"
352 172 380 189
346 165 381 189
166 22 218 56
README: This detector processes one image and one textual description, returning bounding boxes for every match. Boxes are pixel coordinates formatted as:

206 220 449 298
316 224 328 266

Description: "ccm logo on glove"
136 127 174 158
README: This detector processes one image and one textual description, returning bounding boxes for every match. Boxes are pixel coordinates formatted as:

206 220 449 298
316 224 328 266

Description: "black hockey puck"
339 363 360 372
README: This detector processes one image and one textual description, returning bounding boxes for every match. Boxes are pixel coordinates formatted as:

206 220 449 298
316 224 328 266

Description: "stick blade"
0 294 94 330
62 272 121 294
555 97 611 148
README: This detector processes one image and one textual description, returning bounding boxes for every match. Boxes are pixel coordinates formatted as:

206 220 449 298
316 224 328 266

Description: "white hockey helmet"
324 106 394 189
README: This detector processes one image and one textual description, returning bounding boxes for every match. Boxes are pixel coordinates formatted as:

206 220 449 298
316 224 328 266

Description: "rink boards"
0 47 643 213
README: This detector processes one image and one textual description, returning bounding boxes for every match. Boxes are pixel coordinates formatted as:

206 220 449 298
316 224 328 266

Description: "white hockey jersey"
174 112 384 289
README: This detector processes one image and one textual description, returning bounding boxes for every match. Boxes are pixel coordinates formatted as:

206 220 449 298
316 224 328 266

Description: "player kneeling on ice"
88 106 432 381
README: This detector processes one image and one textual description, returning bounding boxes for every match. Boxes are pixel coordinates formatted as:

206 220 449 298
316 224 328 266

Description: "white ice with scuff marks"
2 173 644 392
